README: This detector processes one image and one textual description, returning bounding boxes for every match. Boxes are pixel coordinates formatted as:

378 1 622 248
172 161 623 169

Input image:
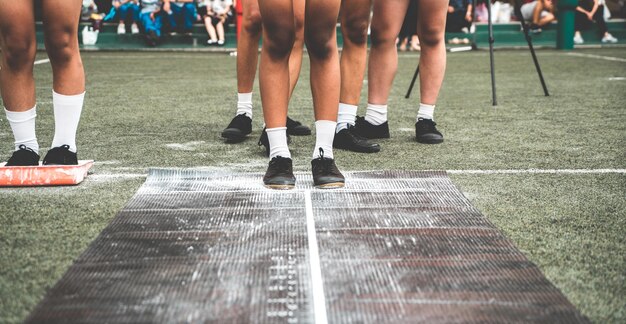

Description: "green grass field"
1 48 625 323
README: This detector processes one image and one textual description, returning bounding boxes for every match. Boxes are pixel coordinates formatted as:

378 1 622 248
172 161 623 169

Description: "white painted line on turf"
90 173 147 179
608 77 626 81
565 52 626 63
445 168 626 174
305 190 328 324
34 59 50 65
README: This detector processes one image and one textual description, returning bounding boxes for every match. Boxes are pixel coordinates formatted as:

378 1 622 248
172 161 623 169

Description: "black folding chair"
514 0 550 96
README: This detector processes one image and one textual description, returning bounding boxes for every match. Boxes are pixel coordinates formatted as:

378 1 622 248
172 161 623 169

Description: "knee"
418 25 444 48
305 28 334 59
343 17 369 45
1 34 36 70
45 28 78 65
243 11 262 36
369 25 395 49
264 21 295 59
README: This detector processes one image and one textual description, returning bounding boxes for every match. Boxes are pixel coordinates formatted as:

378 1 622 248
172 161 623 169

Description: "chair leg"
405 64 420 99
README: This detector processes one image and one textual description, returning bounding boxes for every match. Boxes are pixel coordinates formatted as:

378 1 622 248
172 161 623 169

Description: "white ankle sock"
365 103 388 125
236 92 253 118
5 105 39 153
51 91 84 153
313 120 336 159
336 103 357 132
266 127 291 159
417 103 435 121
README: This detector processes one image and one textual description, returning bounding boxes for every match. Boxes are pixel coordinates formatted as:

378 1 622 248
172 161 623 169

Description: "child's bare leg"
416 0 447 105
0 0 37 111
258 0 295 128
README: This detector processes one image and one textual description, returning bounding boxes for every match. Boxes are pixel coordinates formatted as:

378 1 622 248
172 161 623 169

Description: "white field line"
305 190 328 324
89 173 147 179
445 168 626 174
565 52 626 63
86 169 626 180
34 59 50 65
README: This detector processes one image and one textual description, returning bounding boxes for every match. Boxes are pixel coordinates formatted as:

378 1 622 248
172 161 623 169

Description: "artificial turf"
0 48 624 323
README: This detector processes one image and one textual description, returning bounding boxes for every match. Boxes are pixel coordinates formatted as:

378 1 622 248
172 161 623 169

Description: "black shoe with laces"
258 127 291 157
5 145 40 166
263 156 296 189
311 148 345 189
333 125 381 153
286 116 311 136
415 118 443 144
222 113 252 143
354 116 390 139
43 145 78 165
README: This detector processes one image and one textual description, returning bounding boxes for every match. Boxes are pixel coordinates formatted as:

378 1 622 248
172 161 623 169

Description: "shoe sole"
416 136 444 144
221 129 249 142
334 143 381 153
314 182 345 189
264 183 296 190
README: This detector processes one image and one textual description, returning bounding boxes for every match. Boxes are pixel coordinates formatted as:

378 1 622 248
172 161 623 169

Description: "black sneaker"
286 117 311 136
263 156 296 190
311 148 345 189
43 145 78 165
333 125 381 153
354 116 390 139
258 127 291 157
222 114 252 143
5 145 40 166
415 118 443 144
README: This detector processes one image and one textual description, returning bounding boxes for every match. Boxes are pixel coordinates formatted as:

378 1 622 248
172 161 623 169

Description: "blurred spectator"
103 0 140 34
140 0 164 46
82 0 104 31
447 0 473 32
203 0 234 46
520 0 555 33
165 0 197 35
398 0 420 51
574 0 618 43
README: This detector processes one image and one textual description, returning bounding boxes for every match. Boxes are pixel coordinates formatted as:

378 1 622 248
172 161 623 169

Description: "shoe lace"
313 148 333 173
269 156 291 172
17 144 36 153
346 125 368 141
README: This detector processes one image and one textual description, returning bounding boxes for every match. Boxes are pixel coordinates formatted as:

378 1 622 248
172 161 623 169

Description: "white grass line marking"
90 173 147 179
608 77 626 81
565 52 626 63
446 169 626 174
305 190 328 324
34 59 50 65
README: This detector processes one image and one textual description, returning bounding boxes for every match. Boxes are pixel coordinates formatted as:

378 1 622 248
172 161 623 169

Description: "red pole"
236 0 243 39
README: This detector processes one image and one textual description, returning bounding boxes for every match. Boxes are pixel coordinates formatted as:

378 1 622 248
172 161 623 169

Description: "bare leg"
0 0 37 111
42 0 85 95
288 0 305 98
204 16 218 41
367 0 411 105
258 0 295 128
216 21 225 41
237 0 263 94
305 0 342 121
416 0 447 105
339 0 372 106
